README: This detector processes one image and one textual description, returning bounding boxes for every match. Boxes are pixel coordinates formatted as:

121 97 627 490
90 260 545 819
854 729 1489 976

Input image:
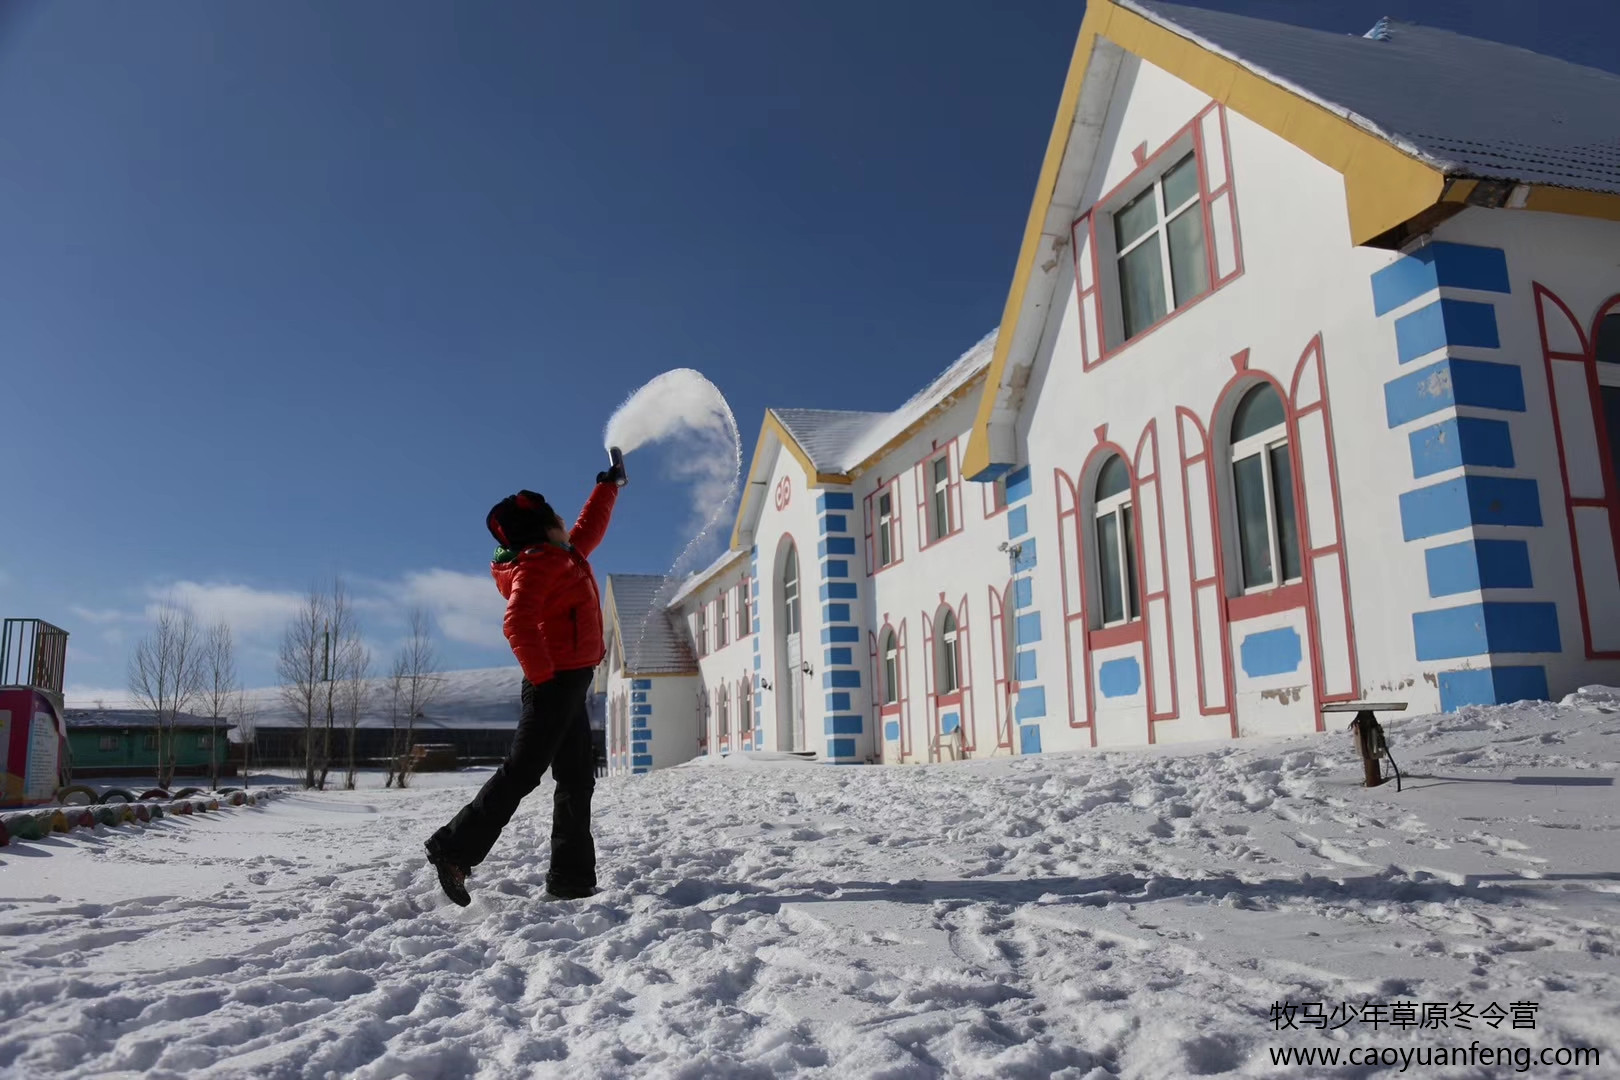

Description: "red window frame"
915 438 965 551
864 477 905 575
1072 101 1244 372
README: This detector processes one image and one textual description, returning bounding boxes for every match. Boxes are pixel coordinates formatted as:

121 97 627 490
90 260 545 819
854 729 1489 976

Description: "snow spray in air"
602 369 742 649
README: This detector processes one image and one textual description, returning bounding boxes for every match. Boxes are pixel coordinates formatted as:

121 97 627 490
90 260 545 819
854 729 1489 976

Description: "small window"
1597 314 1620 490
98 735 118 751
782 546 801 635
736 582 749 639
929 456 953 542
717 687 729 739
877 490 895 567
142 733 157 750
1229 384 1301 591
881 630 900 706
197 733 214 750
717 590 729 648
1113 152 1209 342
697 604 709 657
1094 456 1141 626
938 610 961 695
991 477 1009 513
740 679 753 733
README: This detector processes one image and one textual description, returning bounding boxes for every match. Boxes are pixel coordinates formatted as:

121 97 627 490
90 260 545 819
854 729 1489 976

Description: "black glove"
596 462 627 487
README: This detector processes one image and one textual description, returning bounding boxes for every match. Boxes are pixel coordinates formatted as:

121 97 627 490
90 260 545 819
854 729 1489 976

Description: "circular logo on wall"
774 477 792 511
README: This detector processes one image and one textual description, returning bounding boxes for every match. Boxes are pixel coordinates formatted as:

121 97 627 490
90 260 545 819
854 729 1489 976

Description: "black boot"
425 841 471 907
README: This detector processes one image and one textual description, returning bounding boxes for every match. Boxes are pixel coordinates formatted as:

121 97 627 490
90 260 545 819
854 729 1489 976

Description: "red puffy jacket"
492 482 618 685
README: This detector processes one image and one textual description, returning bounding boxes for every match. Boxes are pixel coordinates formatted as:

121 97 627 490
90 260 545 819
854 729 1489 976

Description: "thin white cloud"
72 605 140 625
147 582 306 636
63 685 136 708
397 569 506 650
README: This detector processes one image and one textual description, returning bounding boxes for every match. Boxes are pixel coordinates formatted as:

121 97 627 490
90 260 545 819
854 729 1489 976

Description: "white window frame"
1094 470 1141 627
877 488 896 567
1108 150 1208 343
782 548 801 635
736 583 749 639
717 686 729 739
716 590 729 649
881 630 900 707
697 603 710 657
98 734 117 751
938 612 961 696
1230 423 1300 594
929 454 953 543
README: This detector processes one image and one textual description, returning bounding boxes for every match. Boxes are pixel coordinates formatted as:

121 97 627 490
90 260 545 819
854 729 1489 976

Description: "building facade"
606 0 1620 772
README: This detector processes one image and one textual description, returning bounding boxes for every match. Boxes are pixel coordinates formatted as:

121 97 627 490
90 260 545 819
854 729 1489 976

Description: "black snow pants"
428 666 597 894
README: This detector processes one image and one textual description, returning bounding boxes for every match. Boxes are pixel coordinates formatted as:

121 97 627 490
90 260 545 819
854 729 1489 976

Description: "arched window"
1597 311 1620 487
697 689 709 751
1229 383 1301 591
1094 455 1140 625
782 545 801 635
739 678 752 735
717 686 729 739
937 610 961 695
880 629 900 706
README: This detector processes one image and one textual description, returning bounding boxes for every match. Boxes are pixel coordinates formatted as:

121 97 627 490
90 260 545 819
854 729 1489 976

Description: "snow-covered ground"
3 692 1618 1079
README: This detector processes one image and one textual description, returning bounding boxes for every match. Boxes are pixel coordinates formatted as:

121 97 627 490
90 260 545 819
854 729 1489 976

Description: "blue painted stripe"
824 714 863 735
884 720 901 741
1015 649 1038 682
631 741 649 754
1019 724 1042 754
1007 506 1030 539
827 738 857 759
752 619 761 633
824 647 852 666
819 582 858 601
819 536 856 557
1384 358 1525 427
1239 627 1303 677
1424 539 1534 596
1013 578 1033 609
1098 657 1142 697
817 492 855 511
1371 242 1511 316
632 767 649 775
821 559 850 579
819 514 847 535
1395 299 1500 363
940 712 960 734
825 691 850 712
1413 601 1561 660
753 654 761 670
1408 417 1515 478
1399 476 1542 540
1015 612 1042 644
1012 538 1038 572
632 754 653 768
823 603 850 622
823 669 861 688
632 716 648 729
631 691 647 703
1015 685 1047 720
1005 466 1032 504
631 679 652 690
821 625 860 644
631 704 652 716
1438 665 1549 712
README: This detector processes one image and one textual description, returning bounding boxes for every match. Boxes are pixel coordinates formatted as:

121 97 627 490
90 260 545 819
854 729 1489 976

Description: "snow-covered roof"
1129 0 1620 195
606 574 698 675
65 708 223 731
665 548 749 609
771 330 998 477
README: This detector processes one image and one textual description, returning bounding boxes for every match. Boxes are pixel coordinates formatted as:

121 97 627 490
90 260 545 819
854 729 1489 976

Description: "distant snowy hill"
240 666 539 731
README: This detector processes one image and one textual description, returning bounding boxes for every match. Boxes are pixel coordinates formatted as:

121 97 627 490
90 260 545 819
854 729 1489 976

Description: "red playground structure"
0 619 71 809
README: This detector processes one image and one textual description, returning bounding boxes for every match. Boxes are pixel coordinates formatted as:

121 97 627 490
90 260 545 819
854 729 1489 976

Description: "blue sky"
2 0 1615 699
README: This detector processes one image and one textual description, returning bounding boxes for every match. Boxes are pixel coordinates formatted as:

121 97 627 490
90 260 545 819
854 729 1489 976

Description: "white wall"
671 558 758 757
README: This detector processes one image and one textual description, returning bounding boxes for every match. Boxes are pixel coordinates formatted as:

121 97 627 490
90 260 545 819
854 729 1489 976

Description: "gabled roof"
65 708 222 731
605 574 697 676
1131 1 1620 196
666 548 750 609
731 330 998 550
963 0 1620 481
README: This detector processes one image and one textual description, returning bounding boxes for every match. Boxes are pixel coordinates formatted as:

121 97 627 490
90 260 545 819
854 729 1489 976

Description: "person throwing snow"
426 458 626 906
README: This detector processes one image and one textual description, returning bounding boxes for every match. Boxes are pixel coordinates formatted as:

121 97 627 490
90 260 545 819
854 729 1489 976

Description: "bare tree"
197 621 241 790
339 637 372 790
388 607 441 789
315 577 360 790
127 601 205 789
234 688 259 786
278 586 327 788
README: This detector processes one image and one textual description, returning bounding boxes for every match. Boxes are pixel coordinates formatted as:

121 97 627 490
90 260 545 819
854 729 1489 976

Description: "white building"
606 0 1620 773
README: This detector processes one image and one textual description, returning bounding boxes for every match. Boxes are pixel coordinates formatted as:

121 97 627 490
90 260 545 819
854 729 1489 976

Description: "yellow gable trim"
729 411 853 550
